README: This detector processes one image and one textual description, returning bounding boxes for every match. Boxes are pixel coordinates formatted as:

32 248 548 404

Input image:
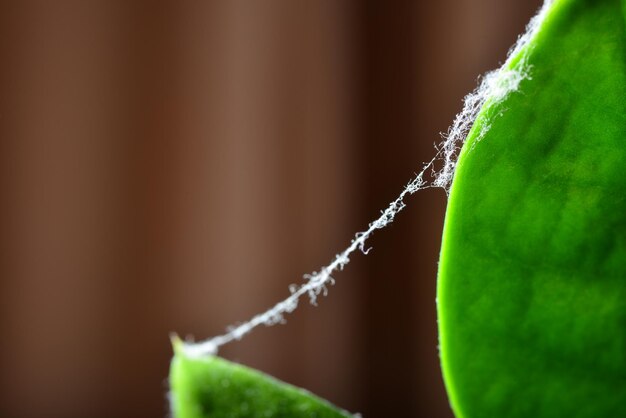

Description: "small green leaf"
169 338 353 418
438 0 626 417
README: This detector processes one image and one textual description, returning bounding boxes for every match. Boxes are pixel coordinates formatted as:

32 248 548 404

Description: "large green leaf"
438 0 626 417
169 338 353 418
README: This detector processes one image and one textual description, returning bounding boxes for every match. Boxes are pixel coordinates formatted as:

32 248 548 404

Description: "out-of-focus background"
0 1 542 417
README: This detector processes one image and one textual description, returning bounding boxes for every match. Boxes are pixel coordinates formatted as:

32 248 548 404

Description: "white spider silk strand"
183 0 555 357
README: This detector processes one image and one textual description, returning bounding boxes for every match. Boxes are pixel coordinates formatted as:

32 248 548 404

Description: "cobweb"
182 0 554 358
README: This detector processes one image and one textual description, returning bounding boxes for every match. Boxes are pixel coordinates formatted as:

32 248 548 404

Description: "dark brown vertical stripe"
358 2 422 416
108 3 183 417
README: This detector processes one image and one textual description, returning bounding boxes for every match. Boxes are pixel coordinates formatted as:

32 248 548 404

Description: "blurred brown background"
0 1 541 417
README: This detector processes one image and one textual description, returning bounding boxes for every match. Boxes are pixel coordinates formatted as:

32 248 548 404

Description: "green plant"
169 337 351 418
438 0 626 416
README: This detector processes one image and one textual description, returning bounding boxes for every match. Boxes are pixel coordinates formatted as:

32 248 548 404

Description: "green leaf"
169 338 353 418
438 0 626 417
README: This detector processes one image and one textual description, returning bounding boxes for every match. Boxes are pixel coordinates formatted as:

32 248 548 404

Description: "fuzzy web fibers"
182 0 555 358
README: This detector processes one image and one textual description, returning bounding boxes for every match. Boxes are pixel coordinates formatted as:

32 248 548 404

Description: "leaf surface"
438 0 626 417
169 339 353 418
